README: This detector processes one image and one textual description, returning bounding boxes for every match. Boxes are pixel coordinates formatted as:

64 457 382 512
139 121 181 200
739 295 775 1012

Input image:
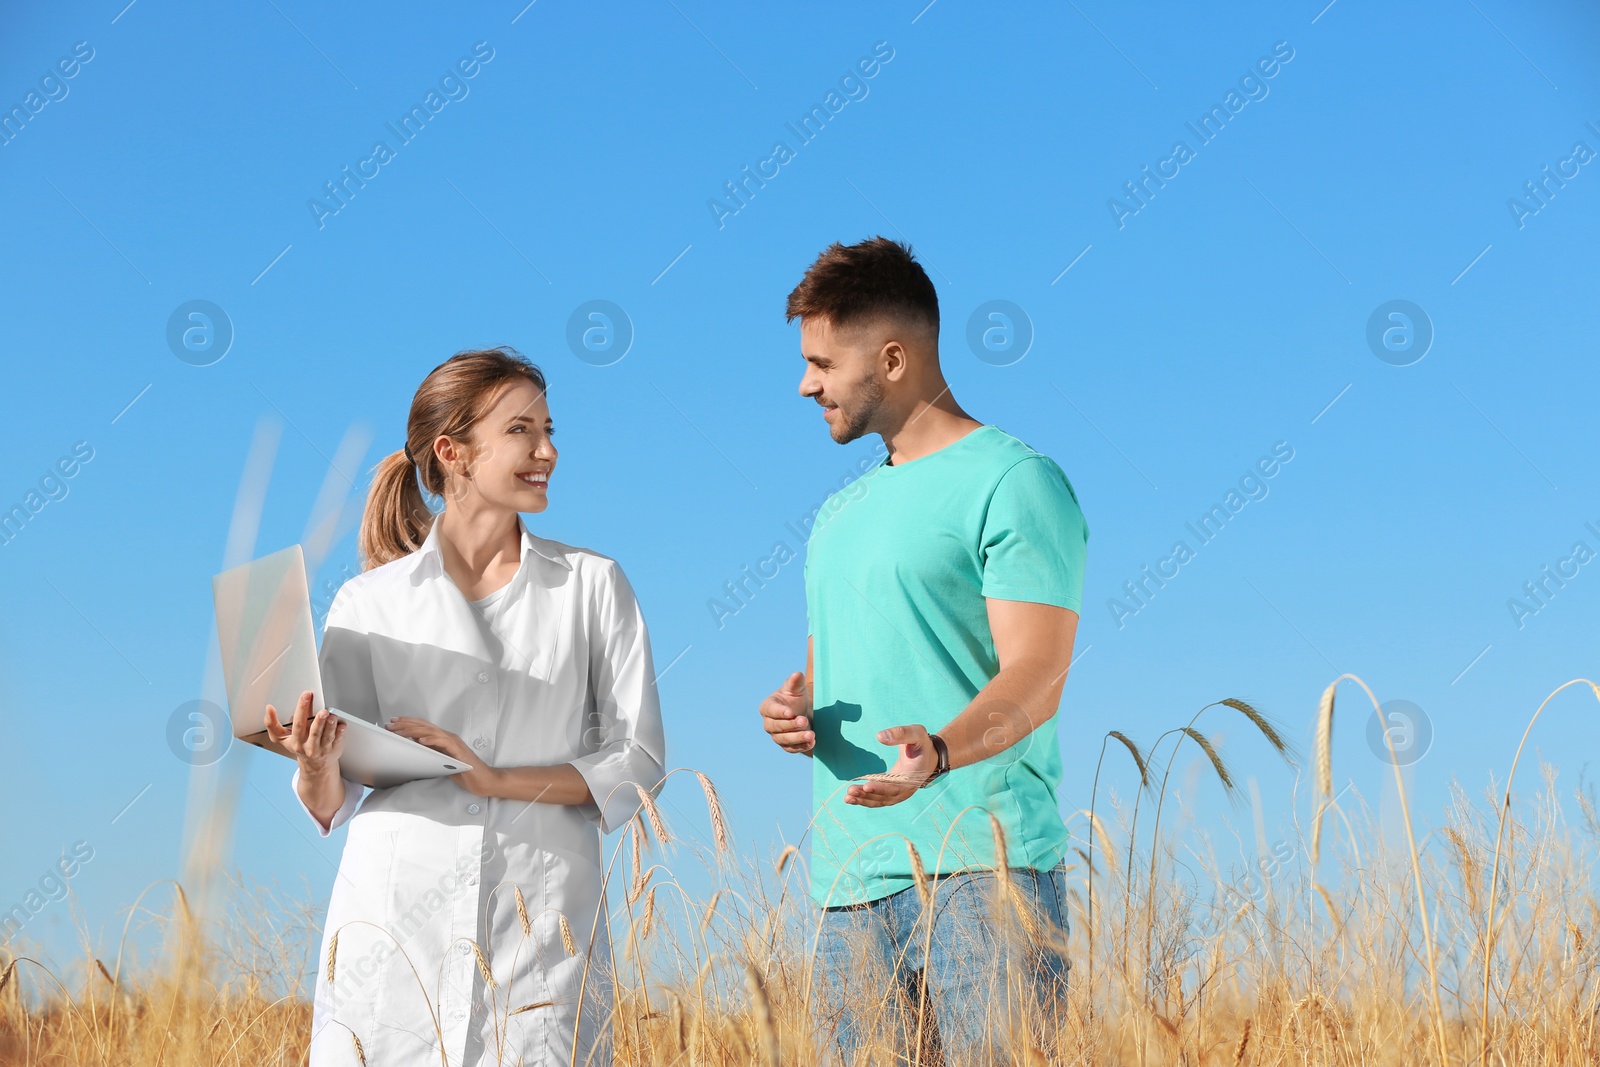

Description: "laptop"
212 544 467 788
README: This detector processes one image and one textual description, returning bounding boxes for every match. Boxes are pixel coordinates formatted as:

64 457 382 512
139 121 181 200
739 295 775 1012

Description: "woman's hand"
386 717 501 797
265 690 346 775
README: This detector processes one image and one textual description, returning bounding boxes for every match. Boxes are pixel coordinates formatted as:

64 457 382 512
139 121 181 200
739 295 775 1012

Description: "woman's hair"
358 346 547 570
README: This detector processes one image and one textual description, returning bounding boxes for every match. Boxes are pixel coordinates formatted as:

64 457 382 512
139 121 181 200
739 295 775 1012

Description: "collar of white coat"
407 512 573 583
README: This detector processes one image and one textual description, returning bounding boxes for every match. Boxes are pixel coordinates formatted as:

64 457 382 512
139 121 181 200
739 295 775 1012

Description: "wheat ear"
907 841 932 908
514 885 531 938
696 771 731 853
1232 1018 1252 1065
471 942 497 989
634 783 670 845
744 964 779 1067
1312 680 1336 863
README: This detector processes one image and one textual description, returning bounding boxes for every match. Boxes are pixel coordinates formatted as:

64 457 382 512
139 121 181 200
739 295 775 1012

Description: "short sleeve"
568 559 668 835
979 456 1089 611
294 581 369 836
803 551 813 638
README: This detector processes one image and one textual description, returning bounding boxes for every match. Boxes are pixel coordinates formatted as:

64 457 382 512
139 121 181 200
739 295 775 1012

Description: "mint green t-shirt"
803 424 1089 907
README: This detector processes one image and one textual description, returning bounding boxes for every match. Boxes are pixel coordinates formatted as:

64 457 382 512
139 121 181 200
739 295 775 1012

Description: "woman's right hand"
264 690 346 775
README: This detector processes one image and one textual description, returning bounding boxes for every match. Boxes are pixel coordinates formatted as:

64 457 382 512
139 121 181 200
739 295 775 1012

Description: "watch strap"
925 733 950 787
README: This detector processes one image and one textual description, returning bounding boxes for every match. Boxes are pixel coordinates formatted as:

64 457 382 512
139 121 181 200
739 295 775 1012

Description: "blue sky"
3 0 1598 965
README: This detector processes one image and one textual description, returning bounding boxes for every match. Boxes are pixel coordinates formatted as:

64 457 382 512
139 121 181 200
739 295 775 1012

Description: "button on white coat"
473 737 488 750
293 515 666 1067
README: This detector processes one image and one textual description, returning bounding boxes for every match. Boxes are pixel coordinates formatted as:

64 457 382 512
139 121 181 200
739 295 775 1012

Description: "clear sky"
3 0 1598 966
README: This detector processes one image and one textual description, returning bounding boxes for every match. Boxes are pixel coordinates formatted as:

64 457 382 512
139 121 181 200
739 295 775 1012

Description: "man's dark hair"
785 236 939 334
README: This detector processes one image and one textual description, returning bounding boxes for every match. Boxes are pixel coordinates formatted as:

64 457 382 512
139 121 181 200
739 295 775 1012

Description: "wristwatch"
923 733 950 788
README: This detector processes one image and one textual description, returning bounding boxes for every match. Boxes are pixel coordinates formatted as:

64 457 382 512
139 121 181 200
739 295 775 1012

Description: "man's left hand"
846 724 939 808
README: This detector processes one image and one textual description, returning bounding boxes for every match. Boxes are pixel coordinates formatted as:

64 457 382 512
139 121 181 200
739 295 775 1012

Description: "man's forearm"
296 764 347 832
936 660 1065 771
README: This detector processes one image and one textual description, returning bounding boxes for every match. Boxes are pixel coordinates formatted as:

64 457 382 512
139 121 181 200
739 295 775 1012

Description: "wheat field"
2 676 1597 1066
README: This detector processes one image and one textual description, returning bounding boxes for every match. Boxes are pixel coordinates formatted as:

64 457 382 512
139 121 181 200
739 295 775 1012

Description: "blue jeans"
812 861 1071 1066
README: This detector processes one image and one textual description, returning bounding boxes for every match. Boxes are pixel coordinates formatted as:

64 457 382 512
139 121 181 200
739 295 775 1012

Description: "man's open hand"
846 724 938 808
759 671 814 754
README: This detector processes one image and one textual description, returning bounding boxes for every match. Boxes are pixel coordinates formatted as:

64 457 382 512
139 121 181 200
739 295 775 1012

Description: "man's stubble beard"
832 373 885 445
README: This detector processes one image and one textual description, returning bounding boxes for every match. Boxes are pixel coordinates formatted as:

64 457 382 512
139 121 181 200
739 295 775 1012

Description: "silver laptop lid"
211 544 321 759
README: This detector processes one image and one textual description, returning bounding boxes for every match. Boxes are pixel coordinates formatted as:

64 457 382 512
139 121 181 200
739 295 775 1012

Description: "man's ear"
880 339 908 382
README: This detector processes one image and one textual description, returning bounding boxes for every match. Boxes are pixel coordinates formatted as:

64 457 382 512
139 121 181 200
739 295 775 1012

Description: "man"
759 236 1088 1064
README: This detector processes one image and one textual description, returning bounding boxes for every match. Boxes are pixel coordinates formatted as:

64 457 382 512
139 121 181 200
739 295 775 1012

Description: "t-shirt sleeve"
803 551 813 638
978 455 1089 611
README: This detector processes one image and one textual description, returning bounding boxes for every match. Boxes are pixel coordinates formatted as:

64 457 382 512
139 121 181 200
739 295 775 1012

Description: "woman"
263 347 666 1066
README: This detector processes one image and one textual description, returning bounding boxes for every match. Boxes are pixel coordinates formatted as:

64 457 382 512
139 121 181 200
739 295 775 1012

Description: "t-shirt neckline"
471 580 514 608
879 423 996 473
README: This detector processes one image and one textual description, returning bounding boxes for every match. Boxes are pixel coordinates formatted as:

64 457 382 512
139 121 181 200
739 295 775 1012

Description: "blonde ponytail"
356 346 547 571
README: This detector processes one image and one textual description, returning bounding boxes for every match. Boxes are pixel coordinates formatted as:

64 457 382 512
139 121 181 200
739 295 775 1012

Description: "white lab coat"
292 514 666 1066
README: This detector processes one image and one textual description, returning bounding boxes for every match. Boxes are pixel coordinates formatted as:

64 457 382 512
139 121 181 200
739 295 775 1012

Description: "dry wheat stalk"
700 890 723 937
350 1031 368 1066
907 841 931 909
990 814 1011 882
669 991 686 1053
641 886 659 941
510 1000 553 1016
1313 883 1343 939
775 845 798 874
1233 1018 1252 1065
744 963 779 1067
325 930 339 985
515 885 531 937
559 914 576 957
696 771 731 853
629 822 647 906
634 783 670 845
1178 726 1234 790
1107 730 1150 789
472 942 497 989
1221 698 1294 759
1312 680 1336 863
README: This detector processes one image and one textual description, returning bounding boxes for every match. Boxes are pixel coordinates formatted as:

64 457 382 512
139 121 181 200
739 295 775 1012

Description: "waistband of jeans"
822 859 1068 912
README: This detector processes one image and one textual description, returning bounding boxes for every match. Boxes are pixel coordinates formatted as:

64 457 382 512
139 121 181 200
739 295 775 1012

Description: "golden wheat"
4 679 1599 1066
